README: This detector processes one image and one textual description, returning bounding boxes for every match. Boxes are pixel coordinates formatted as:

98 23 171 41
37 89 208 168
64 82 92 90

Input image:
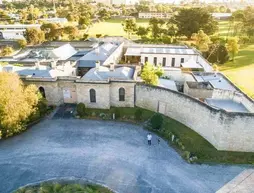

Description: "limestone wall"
110 82 135 107
76 82 111 109
135 84 254 152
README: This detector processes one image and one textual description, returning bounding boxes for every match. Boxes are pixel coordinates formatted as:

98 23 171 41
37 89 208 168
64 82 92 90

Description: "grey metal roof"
78 42 120 68
125 47 197 56
205 99 249 113
193 73 236 91
82 66 134 81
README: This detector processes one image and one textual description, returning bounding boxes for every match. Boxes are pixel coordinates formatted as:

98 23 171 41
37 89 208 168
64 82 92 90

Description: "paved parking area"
0 119 247 193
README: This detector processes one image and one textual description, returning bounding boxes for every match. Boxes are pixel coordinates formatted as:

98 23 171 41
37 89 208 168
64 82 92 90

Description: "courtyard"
0 118 247 193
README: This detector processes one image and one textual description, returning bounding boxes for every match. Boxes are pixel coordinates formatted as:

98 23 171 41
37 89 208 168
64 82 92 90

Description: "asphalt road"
0 119 246 193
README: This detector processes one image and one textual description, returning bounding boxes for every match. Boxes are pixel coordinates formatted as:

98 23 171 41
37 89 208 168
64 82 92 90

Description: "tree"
17 39 27 49
78 16 91 29
0 46 14 56
149 17 165 39
41 23 62 41
25 28 45 45
0 72 39 138
136 26 148 39
172 8 218 39
122 18 137 39
150 113 163 130
98 8 111 20
192 30 211 52
226 37 240 61
64 26 79 40
207 44 229 64
141 63 164 85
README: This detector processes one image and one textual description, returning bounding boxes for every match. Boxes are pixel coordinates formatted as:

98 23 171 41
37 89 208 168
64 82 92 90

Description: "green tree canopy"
25 28 45 45
141 63 164 86
122 18 137 39
192 30 211 52
148 17 165 39
171 8 218 39
0 46 14 56
136 26 148 39
0 72 39 138
226 37 240 61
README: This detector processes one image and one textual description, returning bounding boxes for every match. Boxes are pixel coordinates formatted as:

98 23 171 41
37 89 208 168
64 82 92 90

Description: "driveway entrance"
0 119 246 193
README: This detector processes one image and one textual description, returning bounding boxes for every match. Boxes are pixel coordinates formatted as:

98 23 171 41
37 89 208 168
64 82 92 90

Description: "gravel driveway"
0 119 246 193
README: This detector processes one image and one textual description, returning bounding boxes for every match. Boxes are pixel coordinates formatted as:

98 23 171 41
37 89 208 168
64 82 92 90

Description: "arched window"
90 89 96 103
119 87 125 101
39 86 46 98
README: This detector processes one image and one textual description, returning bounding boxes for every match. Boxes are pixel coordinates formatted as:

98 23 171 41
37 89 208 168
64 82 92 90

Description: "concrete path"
0 119 247 193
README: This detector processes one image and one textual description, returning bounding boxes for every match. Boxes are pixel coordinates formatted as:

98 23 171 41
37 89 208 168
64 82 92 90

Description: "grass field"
220 44 254 98
87 18 149 38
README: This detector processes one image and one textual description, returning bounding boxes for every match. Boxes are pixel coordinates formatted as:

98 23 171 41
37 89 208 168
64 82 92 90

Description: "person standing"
147 133 152 146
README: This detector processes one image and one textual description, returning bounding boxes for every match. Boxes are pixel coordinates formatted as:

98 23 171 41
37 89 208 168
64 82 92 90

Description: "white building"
37 18 68 24
138 12 172 19
0 24 41 40
124 44 213 72
112 0 139 5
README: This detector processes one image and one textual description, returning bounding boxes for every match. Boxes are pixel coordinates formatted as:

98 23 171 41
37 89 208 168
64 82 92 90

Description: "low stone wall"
135 84 254 152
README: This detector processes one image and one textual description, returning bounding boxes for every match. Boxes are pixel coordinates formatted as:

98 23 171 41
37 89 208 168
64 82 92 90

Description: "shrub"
96 34 102 38
77 103 86 117
17 39 27 49
150 113 163 130
134 109 143 121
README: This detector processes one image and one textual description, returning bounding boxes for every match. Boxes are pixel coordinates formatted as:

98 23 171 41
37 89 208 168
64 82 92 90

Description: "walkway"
0 119 246 193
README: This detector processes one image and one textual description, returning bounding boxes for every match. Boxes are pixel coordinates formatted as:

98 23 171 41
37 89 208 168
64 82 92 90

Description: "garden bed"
15 183 114 193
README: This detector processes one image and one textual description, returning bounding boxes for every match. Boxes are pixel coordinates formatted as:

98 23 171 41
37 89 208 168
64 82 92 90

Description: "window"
119 87 125 101
181 58 184 63
162 57 166 67
144 57 148 63
171 58 175 67
39 87 46 98
90 89 96 103
153 57 157 66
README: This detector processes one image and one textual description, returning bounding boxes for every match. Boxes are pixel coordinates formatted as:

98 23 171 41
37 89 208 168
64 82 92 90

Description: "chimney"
109 63 115 71
95 61 100 69
95 47 100 55
35 61 40 70
51 60 57 69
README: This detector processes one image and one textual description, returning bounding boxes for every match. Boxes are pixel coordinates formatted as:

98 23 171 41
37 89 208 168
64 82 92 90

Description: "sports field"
87 18 149 38
220 44 254 98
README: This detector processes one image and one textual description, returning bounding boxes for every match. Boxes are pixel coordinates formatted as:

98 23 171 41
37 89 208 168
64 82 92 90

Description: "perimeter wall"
135 84 254 152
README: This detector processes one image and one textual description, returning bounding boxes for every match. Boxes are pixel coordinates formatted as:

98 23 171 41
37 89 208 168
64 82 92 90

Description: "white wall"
0 31 25 40
141 54 198 68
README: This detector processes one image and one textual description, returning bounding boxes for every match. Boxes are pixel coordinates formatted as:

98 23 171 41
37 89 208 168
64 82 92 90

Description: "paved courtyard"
0 119 247 193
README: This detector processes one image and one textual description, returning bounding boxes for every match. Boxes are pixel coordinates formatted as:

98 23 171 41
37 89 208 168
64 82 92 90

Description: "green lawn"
79 107 254 164
87 18 149 38
219 44 254 98
15 183 113 193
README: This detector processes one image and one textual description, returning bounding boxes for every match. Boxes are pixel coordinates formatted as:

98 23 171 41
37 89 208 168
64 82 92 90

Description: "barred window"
119 88 125 101
90 89 96 103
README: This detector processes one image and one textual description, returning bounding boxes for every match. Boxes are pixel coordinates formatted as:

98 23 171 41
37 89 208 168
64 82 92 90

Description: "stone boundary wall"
135 84 254 152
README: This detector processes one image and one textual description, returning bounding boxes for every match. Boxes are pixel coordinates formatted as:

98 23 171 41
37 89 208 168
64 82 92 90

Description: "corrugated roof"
82 66 134 81
205 99 249 113
124 47 197 56
78 42 120 68
50 44 77 60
